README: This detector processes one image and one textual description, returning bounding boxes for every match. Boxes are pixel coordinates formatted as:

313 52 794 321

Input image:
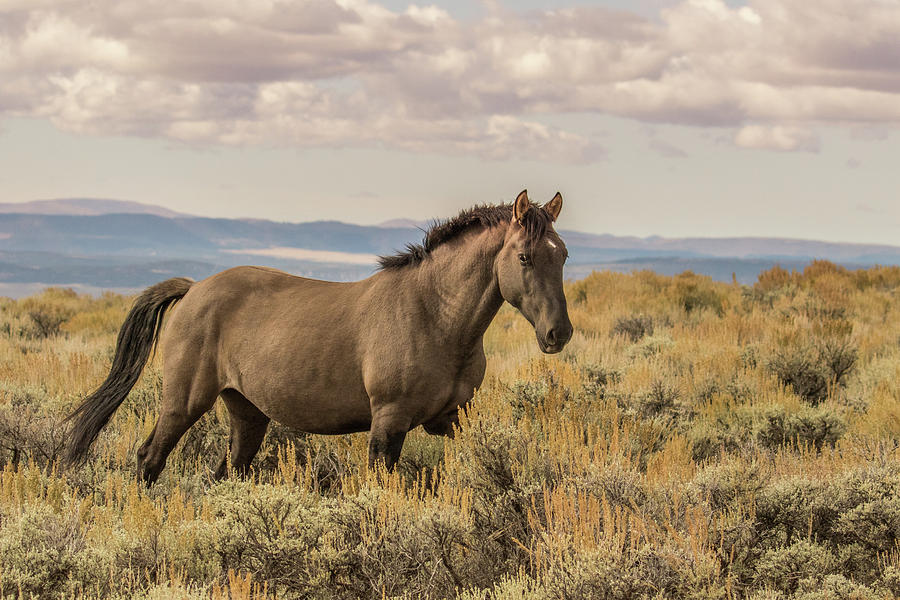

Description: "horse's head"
496 190 573 354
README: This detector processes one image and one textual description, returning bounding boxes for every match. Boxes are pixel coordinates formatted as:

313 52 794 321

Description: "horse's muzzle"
537 321 573 354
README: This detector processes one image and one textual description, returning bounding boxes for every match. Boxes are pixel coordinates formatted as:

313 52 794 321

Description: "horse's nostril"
546 328 557 345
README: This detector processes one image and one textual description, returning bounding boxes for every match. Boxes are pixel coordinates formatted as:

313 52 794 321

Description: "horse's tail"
65 277 195 465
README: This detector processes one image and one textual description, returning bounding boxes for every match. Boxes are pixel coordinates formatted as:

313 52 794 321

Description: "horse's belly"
220 316 373 433
246 386 373 434
229 347 372 434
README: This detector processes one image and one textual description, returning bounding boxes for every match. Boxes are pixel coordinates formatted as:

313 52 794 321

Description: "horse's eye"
518 253 530 266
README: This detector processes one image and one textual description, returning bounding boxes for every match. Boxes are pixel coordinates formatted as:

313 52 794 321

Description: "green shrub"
577 363 620 400
611 315 654 342
768 347 830 405
202 480 470 599
3 267 900 599
754 406 847 451
508 379 550 418
755 540 838 594
672 271 724 314
448 419 549 585
0 504 110 598
794 574 881 600
768 335 858 406
626 334 674 359
689 460 768 511
639 379 680 418
203 480 331 596
542 544 725 600
0 386 67 467
456 574 546 600
756 478 838 547
572 462 648 509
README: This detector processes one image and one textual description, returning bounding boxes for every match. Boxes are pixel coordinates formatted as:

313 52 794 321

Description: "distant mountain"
2 204 900 297
0 198 189 218
0 214 418 256
561 231 900 263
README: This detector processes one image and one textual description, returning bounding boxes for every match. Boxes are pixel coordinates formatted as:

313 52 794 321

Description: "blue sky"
1 0 898 244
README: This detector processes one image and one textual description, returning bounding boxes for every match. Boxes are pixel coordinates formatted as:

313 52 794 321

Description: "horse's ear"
513 190 530 224
544 192 563 222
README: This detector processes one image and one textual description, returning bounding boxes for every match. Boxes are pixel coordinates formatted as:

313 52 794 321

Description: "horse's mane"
377 202 552 270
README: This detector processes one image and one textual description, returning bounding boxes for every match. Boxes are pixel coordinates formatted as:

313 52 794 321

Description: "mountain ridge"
0 198 191 218
5 197 898 259
2 198 899 296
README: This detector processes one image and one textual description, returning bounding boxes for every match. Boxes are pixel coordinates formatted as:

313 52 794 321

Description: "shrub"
572 462 648 509
508 379 550 418
689 419 745 461
818 335 858 387
456 574 545 600
326 487 465 598
639 379 680 417
19 296 77 339
626 334 674 359
754 406 847 451
28 307 70 338
541 544 724 600
768 336 858 405
611 315 654 342
204 481 331 596
577 363 620 399
447 418 548 585
0 386 68 467
689 460 768 511
756 265 795 293
795 575 881 600
672 271 724 314
570 281 589 305
768 347 830 405
0 504 110 598
754 540 838 594
203 480 471 598
3 266 900 599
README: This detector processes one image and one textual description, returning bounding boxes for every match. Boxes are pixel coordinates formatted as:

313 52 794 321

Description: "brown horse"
65 190 572 482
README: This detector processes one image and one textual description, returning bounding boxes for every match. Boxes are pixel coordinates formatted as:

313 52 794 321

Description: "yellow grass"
1 263 900 598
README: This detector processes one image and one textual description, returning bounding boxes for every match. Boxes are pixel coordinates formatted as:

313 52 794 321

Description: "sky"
0 0 898 244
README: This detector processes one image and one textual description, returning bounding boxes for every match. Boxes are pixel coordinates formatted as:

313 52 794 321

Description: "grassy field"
2 262 900 599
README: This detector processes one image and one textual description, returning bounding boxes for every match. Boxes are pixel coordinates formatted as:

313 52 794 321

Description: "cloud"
649 138 688 158
734 125 820 152
1 0 900 158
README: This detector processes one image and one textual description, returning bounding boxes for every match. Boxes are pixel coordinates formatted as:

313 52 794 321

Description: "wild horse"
66 190 573 482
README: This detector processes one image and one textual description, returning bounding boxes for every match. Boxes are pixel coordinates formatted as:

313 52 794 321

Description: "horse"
65 190 573 483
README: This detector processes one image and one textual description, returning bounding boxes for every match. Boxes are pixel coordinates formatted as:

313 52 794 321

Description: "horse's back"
165 265 358 345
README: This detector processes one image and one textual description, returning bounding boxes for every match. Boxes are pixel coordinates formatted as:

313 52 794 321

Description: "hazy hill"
2 198 900 296
0 214 416 257
0 198 189 218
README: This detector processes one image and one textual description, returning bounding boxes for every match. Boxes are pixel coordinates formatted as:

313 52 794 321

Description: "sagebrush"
1 262 900 598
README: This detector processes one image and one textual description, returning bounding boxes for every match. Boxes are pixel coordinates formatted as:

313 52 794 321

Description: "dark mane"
378 202 552 270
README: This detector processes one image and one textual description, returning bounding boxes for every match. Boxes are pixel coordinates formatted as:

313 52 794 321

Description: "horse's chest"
365 346 485 418
421 354 485 413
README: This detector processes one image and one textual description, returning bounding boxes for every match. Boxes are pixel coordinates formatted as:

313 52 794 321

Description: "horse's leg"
136 370 218 485
214 389 270 480
422 409 459 438
368 404 412 471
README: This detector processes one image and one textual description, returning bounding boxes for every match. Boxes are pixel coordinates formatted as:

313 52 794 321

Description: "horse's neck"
417 226 506 348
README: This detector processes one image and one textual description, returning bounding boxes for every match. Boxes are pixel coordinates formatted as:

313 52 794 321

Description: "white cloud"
734 125 820 152
1 0 899 158
222 247 378 265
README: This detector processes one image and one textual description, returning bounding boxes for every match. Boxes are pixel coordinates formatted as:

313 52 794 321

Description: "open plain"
2 263 900 599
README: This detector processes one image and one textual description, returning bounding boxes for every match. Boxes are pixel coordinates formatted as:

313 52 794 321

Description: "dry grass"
1 264 900 598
